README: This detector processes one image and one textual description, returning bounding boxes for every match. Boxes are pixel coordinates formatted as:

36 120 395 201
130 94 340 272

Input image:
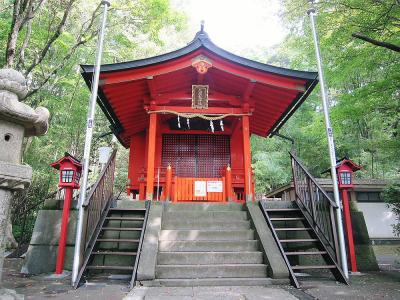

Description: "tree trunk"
352 32 400 53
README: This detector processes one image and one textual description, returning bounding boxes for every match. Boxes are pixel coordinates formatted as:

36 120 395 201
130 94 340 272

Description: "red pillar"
225 165 232 202
146 113 157 200
139 182 145 200
242 115 253 201
165 164 172 201
55 187 73 274
342 189 357 272
173 176 178 202
251 169 256 197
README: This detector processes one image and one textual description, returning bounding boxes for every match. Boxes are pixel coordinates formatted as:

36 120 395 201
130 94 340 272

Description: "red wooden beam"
212 60 306 92
250 123 268 132
197 73 205 84
145 113 157 200
253 85 300 98
153 91 241 105
146 76 158 99
151 105 246 115
242 115 253 201
243 80 256 102
160 129 232 135
103 60 194 85
101 52 306 92
254 101 287 112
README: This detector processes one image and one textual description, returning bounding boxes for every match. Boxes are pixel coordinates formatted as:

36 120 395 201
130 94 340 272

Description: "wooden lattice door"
162 134 230 178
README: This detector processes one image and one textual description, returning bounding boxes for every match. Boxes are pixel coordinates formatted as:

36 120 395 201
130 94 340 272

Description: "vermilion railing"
83 149 117 249
290 152 340 265
173 177 226 202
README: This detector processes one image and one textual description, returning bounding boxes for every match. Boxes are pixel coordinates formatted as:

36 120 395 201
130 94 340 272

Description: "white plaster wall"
357 203 398 238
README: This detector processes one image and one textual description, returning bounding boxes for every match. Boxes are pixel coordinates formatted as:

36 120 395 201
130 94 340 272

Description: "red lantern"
337 159 361 189
51 153 82 189
50 153 82 274
335 158 362 273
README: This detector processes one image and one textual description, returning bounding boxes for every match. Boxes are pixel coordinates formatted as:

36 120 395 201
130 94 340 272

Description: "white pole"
307 2 349 278
71 0 110 286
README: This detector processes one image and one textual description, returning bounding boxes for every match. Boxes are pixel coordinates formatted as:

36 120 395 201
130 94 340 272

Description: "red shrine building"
81 29 318 202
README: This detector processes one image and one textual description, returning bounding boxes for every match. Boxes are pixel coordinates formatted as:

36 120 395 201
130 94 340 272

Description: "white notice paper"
194 181 207 197
207 181 223 193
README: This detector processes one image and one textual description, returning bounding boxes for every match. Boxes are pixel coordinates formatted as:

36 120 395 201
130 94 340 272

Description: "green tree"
252 0 400 192
0 0 186 244
382 183 400 236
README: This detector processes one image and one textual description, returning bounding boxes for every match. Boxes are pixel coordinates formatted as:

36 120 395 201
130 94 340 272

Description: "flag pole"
71 0 110 286
307 1 349 278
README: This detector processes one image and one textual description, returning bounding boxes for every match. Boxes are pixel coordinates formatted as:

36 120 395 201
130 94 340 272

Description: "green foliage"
11 171 53 243
0 0 186 244
252 0 400 192
382 183 400 236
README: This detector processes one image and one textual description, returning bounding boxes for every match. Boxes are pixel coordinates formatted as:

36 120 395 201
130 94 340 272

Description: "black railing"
290 152 340 264
129 200 150 289
73 149 117 288
83 149 117 249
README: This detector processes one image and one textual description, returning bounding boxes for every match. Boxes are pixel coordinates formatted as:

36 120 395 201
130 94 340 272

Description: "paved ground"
1 258 129 299
124 286 298 300
1 258 400 299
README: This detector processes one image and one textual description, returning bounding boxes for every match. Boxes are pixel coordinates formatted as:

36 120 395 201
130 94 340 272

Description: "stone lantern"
0 69 49 282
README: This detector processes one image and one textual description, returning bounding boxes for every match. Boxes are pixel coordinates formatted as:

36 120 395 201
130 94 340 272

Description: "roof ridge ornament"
200 20 205 32
191 55 212 74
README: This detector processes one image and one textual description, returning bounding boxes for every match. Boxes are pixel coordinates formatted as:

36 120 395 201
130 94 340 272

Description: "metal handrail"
290 152 337 208
83 149 117 249
290 151 340 264
129 200 150 289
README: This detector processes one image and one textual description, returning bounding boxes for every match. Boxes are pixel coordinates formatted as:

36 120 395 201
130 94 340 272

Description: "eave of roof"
81 30 317 81
80 30 319 147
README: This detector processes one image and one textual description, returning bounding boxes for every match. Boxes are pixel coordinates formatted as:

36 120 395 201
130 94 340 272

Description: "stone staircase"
153 202 273 286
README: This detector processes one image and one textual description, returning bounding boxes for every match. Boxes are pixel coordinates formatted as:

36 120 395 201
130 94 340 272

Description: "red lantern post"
336 158 362 273
50 153 82 274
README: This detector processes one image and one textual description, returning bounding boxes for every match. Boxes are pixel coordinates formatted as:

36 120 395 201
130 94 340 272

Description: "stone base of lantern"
22 208 79 275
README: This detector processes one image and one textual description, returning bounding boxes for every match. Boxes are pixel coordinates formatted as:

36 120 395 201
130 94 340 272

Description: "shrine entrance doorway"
161 134 230 202
161 134 230 178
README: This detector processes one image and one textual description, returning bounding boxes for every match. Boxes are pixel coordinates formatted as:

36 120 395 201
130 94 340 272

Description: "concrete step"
156 264 268 279
261 201 297 209
166 203 244 212
114 200 146 210
106 219 144 229
162 220 251 230
141 277 289 287
159 229 255 241
101 229 142 240
158 240 259 252
91 253 135 267
164 211 248 221
157 251 263 265
87 265 133 271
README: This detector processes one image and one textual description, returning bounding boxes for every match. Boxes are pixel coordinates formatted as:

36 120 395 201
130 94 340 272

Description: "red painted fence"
173 177 226 202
